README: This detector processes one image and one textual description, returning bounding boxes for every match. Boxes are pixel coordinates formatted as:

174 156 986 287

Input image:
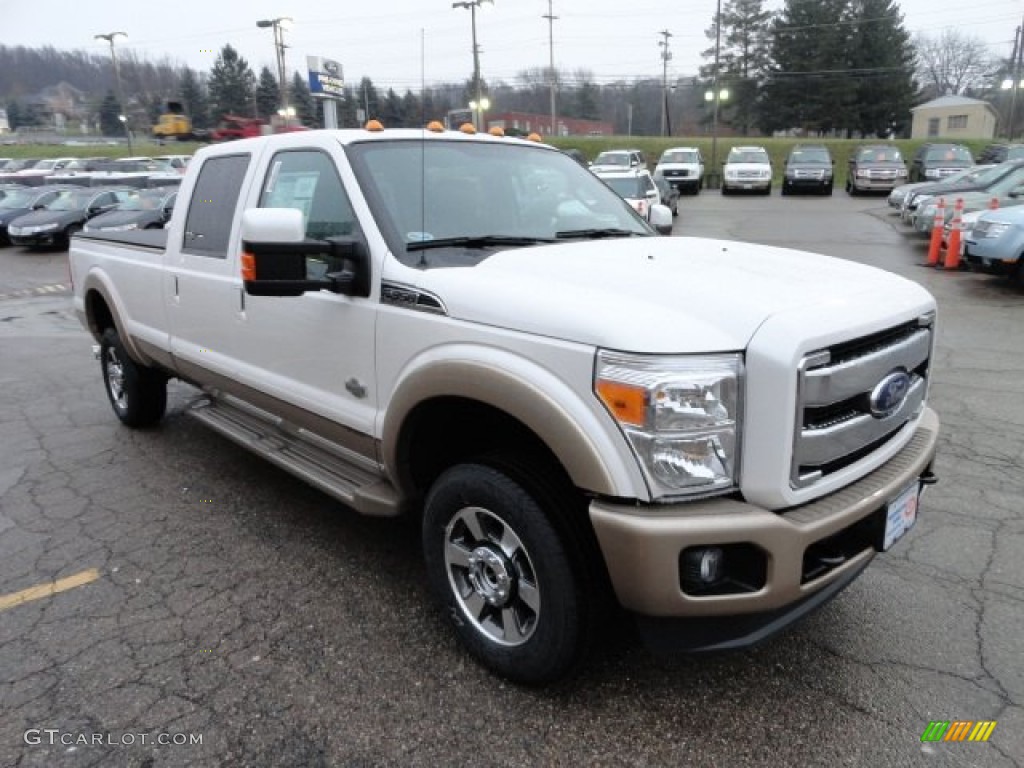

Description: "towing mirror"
649 204 673 235
240 207 370 298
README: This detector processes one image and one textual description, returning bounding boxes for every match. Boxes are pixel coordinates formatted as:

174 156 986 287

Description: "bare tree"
913 30 993 97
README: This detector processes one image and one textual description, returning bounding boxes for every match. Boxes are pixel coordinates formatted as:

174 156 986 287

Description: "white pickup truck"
70 127 940 683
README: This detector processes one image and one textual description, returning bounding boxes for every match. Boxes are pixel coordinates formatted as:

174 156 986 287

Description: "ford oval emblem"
869 371 912 418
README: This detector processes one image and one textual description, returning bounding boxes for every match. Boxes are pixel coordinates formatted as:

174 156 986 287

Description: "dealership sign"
307 56 344 99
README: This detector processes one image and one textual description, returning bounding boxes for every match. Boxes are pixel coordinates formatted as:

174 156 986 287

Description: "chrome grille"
791 315 934 488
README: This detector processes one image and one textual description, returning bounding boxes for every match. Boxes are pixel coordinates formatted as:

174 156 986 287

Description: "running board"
186 395 400 517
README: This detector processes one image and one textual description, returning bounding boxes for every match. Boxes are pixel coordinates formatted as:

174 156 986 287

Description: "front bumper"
723 178 771 191
590 408 939 628
9 232 60 247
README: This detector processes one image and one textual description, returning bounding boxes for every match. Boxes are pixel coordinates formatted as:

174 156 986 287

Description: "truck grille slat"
792 317 934 488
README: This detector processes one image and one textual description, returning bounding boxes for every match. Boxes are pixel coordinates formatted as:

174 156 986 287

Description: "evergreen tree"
381 88 405 127
6 100 22 130
99 90 123 136
291 71 316 126
255 67 280 119
357 78 381 122
179 68 210 130
402 90 422 128
575 77 601 120
208 45 255 120
759 0 852 134
849 0 915 137
701 0 773 135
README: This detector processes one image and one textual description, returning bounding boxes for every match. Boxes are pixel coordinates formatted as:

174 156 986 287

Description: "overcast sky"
4 0 1022 91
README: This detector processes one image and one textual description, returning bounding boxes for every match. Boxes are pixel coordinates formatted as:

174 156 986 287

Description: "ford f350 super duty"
70 126 940 683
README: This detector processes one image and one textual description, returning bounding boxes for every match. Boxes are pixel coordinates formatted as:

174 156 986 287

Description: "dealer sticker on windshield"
883 482 920 550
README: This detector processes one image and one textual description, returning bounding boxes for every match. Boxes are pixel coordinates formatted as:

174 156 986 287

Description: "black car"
0 185 79 245
781 145 834 195
83 187 178 233
976 143 1024 164
7 187 134 249
652 172 680 216
909 143 974 182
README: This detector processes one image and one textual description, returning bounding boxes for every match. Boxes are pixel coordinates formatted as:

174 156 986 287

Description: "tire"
762 185 771 196
781 184 790 196
422 460 593 684
823 183 833 196
721 185 731 196
1010 259 1024 290
99 327 167 427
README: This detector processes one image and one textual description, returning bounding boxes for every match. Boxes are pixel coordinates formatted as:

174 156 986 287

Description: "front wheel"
100 327 167 427
423 462 589 684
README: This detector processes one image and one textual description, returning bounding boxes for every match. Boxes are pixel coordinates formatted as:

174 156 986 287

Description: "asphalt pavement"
0 191 1021 767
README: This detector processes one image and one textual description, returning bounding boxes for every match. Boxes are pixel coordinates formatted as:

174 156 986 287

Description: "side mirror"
649 204 673 236
241 207 370 298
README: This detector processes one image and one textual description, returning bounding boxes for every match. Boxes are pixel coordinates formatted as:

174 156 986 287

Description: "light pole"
658 30 673 137
705 0 723 188
94 31 132 154
453 0 493 131
1004 21 1023 140
256 17 294 115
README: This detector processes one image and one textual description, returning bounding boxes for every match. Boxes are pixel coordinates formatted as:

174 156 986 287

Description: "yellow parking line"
0 569 101 612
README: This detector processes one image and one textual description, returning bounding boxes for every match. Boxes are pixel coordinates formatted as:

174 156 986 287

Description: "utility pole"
543 0 558 137
94 32 132 155
1009 21 1023 140
453 1 493 131
256 18 293 114
658 30 673 137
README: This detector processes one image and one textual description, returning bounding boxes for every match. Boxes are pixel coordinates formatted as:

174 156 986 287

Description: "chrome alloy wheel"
104 346 127 411
444 506 540 647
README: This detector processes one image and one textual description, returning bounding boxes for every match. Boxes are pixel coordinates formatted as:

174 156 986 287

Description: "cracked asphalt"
0 192 1021 767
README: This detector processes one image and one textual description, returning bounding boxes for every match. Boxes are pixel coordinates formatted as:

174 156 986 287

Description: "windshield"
593 152 630 166
117 190 168 211
789 148 830 164
347 138 651 267
0 190 38 209
602 177 644 199
660 150 698 164
28 159 60 171
1009 146 1024 160
989 165 1024 194
858 147 902 163
727 149 769 164
925 146 972 162
44 190 94 211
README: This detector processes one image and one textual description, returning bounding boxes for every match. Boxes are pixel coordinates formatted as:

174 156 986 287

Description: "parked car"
722 145 772 195
7 187 135 249
975 143 1024 165
654 147 704 194
0 183 26 201
589 149 645 173
847 144 908 194
888 165 985 209
83 188 178 233
593 168 661 220
913 164 1024 234
153 154 192 173
781 145 834 195
909 143 974 183
0 185 79 245
962 204 1024 286
561 148 588 167
652 172 680 216
902 162 1020 225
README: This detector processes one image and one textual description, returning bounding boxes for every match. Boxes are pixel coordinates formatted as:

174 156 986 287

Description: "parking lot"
1 190 1022 767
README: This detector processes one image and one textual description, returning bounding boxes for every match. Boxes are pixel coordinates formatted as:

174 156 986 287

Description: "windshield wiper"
406 235 554 252
555 227 643 240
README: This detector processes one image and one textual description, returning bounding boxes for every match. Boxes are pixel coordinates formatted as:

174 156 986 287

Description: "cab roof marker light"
459 123 477 134
426 121 445 132
364 119 384 132
488 126 505 137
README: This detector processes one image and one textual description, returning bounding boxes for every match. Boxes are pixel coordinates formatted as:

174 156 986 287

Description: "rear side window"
182 154 250 258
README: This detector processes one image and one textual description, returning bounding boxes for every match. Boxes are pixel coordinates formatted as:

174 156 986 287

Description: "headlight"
98 223 139 232
981 222 1010 238
897 169 908 177
925 169 940 178
595 351 742 500
857 170 869 178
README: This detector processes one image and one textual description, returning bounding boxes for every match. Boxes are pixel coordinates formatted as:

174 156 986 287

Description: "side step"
186 394 401 517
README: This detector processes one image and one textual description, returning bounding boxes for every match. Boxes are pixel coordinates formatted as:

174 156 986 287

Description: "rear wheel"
100 327 167 427
422 460 594 684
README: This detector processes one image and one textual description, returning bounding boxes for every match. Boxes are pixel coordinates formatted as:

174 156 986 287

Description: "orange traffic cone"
942 198 964 271
925 197 946 266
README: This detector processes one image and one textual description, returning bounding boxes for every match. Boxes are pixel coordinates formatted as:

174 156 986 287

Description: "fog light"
681 546 723 589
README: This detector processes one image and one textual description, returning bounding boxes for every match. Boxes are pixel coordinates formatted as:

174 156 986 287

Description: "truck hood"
407 237 928 352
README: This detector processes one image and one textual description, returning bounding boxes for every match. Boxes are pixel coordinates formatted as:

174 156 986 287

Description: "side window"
182 154 251 258
259 149 356 240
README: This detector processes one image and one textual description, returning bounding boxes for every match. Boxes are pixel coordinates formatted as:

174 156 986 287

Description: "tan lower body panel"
590 408 939 617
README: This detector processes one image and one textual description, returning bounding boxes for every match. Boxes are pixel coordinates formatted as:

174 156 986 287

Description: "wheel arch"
382 357 639 504
81 272 151 366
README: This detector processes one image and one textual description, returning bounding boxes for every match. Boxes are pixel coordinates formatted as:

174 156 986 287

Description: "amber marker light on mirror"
595 380 647 427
